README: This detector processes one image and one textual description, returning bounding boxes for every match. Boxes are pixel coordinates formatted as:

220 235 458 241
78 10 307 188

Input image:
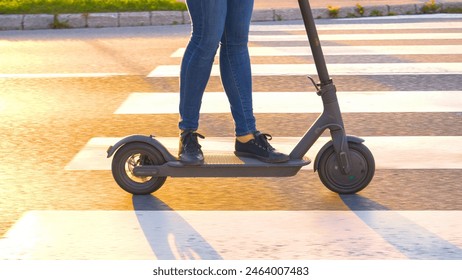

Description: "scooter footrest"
153 153 311 178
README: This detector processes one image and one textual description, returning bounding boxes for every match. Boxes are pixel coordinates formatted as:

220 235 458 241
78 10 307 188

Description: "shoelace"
255 132 275 151
183 131 205 152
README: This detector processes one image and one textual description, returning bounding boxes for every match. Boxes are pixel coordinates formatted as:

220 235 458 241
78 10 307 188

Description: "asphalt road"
0 14 461 260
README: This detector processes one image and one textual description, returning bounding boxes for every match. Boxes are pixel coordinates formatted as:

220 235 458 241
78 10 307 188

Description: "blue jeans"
179 0 256 136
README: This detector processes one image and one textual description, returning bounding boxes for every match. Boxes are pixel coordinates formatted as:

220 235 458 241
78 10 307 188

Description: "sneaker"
234 131 290 163
178 130 205 165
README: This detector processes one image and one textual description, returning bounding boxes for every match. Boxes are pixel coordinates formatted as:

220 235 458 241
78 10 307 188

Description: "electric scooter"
107 0 375 195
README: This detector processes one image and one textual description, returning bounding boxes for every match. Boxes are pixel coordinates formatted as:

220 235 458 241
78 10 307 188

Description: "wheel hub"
125 153 152 183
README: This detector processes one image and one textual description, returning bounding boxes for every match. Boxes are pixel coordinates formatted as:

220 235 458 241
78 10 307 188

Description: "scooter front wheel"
112 142 167 195
317 142 375 194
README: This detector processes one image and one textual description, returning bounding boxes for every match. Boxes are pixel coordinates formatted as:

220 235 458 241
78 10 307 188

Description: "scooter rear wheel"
112 142 167 195
317 142 375 194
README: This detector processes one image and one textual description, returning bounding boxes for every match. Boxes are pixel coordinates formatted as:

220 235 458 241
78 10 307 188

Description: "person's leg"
221 0 289 163
179 0 227 131
219 0 256 137
179 0 227 165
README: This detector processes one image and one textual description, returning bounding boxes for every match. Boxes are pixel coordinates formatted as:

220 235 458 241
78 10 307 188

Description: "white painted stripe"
65 136 462 170
0 73 129 79
335 13 462 21
250 18 462 31
148 63 462 77
114 91 462 114
249 33 462 41
1 210 461 259
171 45 462 57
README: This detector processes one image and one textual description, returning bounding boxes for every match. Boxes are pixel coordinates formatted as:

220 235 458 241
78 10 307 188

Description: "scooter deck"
134 153 311 178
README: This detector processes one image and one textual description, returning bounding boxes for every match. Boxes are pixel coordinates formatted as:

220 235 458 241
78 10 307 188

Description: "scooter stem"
291 0 351 174
298 0 330 85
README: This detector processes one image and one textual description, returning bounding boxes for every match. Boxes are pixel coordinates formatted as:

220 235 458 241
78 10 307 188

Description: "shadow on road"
132 195 223 260
340 194 462 259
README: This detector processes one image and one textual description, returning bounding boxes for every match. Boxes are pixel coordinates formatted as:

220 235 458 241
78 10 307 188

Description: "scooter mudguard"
106 135 177 161
313 135 364 172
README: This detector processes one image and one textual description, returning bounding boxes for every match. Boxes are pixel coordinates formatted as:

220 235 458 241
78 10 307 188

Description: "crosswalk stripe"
148 63 462 77
249 15 462 31
114 91 462 114
1 210 461 259
248 33 462 41
171 45 462 57
65 136 462 171
250 22 462 32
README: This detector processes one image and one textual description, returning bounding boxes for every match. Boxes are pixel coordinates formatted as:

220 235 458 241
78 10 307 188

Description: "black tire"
317 142 375 194
111 142 167 195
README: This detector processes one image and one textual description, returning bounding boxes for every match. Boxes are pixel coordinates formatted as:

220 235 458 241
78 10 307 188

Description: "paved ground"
0 13 461 261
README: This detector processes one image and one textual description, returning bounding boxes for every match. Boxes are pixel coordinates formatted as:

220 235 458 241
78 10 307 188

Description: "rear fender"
106 135 176 161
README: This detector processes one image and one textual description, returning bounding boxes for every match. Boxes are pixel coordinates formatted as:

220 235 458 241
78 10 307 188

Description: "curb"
0 2 461 31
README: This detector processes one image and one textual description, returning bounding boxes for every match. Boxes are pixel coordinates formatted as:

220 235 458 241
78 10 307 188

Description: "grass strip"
0 0 187 14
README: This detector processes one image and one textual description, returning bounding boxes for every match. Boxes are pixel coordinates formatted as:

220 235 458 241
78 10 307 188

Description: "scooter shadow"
339 194 389 211
132 195 223 260
340 194 462 259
